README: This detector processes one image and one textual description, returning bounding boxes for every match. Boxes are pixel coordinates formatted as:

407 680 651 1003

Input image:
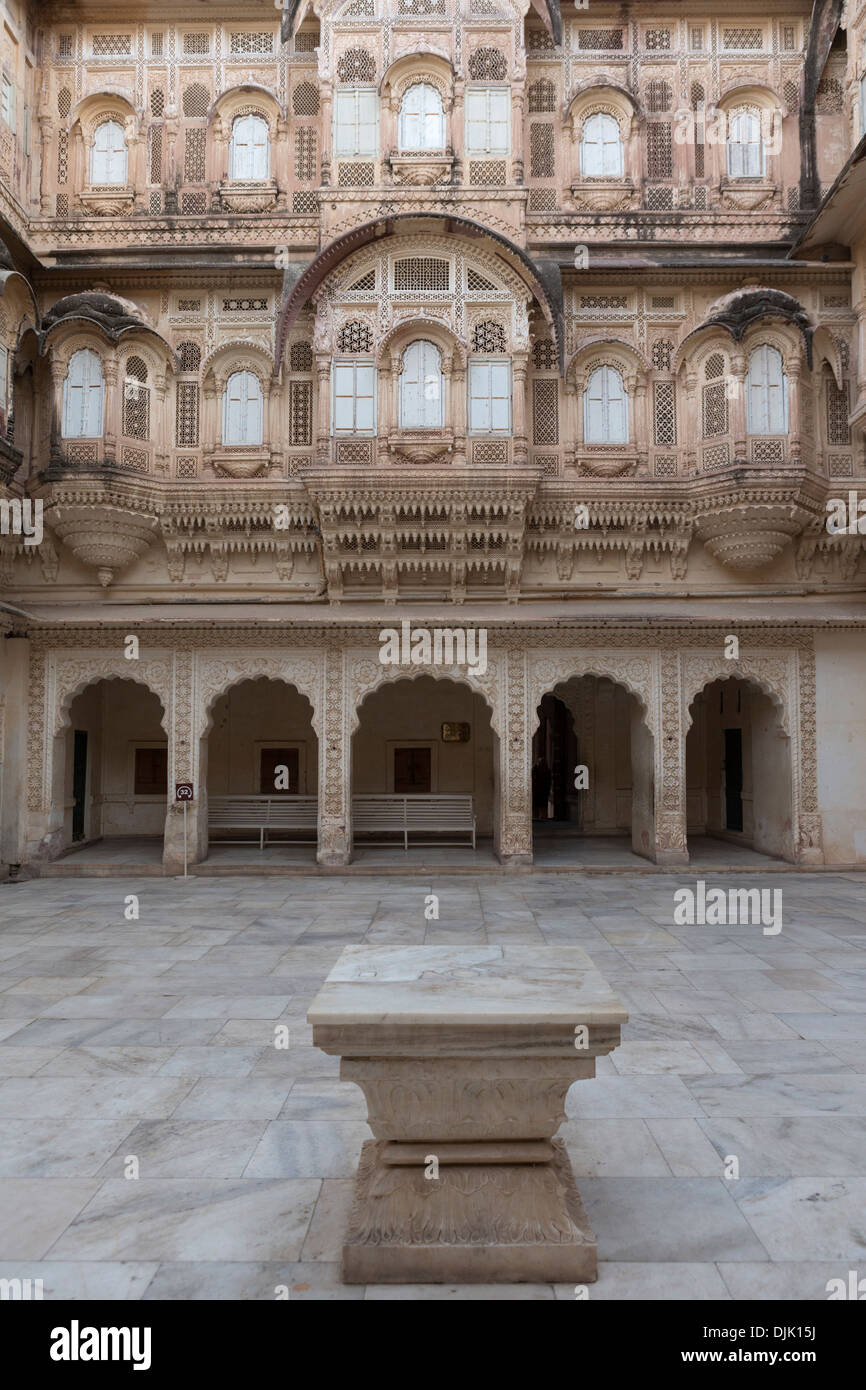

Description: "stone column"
563 380 578 469
0 636 30 871
451 357 467 466
317 647 352 866
655 650 689 865
512 351 529 465
103 359 119 459
684 371 698 472
729 351 747 463
320 83 333 186
163 648 202 873
497 646 533 867
315 353 331 464
786 359 802 463
511 90 524 185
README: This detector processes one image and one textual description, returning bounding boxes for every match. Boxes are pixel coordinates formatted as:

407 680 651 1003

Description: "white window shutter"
334 93 356 156
86 352 105 436
469 361 491 431
224 373 243 444
728 114 744 178
421 342 443 426
581 115 602 177
747 347 767 433
584 368 607 443
601 115 622 177
355 364 376 433
488 88 510 154
252 118 269 179
357 90 378 155
465 90 488 153
333 363 355 433
489 360 511 431
606 368 628 443
764 347 787 434
400 343 422 426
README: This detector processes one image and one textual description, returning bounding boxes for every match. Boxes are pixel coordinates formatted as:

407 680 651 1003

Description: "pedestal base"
342 1139 597 1284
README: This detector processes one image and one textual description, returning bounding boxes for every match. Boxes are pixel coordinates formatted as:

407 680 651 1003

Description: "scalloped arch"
349 663 502 738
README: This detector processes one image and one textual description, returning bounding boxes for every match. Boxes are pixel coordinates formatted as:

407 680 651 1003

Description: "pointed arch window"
584 365 628 444
399 341 444 428
223 370 263 445
746 345 788 434
727 108 764 177
229 113 270 180
399 83 446 151
91 120 128 184
62 349 105 438
580 113 623 178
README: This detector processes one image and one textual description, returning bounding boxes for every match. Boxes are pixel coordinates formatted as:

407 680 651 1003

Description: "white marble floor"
0 870 864 1301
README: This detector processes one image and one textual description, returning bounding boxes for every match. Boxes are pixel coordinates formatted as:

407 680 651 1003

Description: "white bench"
208 795 318 848
352 794 476 850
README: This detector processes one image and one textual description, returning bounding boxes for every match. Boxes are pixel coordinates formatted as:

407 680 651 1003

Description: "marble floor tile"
733 1177 866 1261
49 1178 321 1262
577 1178 770 1262
554 1262 731 1300
243 1121 370 1179
0 1179 100 1259
0 1260 158 1301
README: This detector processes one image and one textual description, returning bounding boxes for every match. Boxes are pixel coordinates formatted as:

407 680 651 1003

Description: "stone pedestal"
307 945 627 1284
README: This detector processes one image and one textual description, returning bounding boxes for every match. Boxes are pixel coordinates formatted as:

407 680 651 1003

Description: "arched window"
229 114 270 180
223 370 263 445
746 345 788 434
580 113 623 178
398 84 445 151
727 108 764 177
62 349 105 438
90 120 128 184
399 341 444 428
584 365 628 444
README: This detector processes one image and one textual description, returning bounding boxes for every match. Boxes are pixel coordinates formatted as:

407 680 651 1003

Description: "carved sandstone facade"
1 0 865 874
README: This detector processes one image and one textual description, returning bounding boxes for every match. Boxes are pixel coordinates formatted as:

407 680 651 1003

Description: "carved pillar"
564 380 578 469
655 650 689 866
38 115 54 213
379 355 394 465
632 374 649 474
498 646 533 867
315 353 331 464
452 357 467 467
787 359 802 462
511 90 524 185
49 359 65 461
318 647 352 866
163 648 199 873
102 359 119 457
202 378 217 469
320 83 333 186
512 351 529 465
452 81 464 184
730 352 747 463
684 371 698 472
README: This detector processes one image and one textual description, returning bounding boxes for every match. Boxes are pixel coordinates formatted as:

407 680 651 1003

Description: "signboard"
175 782 194 802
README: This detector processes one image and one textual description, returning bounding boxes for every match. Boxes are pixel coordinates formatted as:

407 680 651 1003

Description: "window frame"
398 339 445 430
331 358 378 436
745 344 789 436
0 74 15 133
62 348 105 440
90 118 129 185
464 85 511 157
726 107 765 179
467 357 512 436
398 82 446 151
583 364 629 445
333 87 379 158
222 369 264 447
579 111 624 179
229 112 270 181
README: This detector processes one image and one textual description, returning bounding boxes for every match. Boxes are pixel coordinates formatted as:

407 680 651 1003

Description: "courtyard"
0 870 864 1301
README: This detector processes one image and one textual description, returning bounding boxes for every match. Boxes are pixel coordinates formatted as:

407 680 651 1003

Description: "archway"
203 677 318 861
56 677 167 862
351 674 498 858
532 675 654 864
686 676 793 862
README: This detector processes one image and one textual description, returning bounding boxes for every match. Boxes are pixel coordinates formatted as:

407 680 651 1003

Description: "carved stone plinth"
307 945 627 1284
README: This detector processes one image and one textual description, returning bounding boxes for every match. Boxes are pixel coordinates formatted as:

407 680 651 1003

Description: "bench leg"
260 827 265 851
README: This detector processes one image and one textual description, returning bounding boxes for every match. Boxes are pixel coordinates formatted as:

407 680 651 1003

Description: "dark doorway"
724 728 744 832
394 747 431 794
72 730 88 841
532 694 575 821
260 747 300 794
